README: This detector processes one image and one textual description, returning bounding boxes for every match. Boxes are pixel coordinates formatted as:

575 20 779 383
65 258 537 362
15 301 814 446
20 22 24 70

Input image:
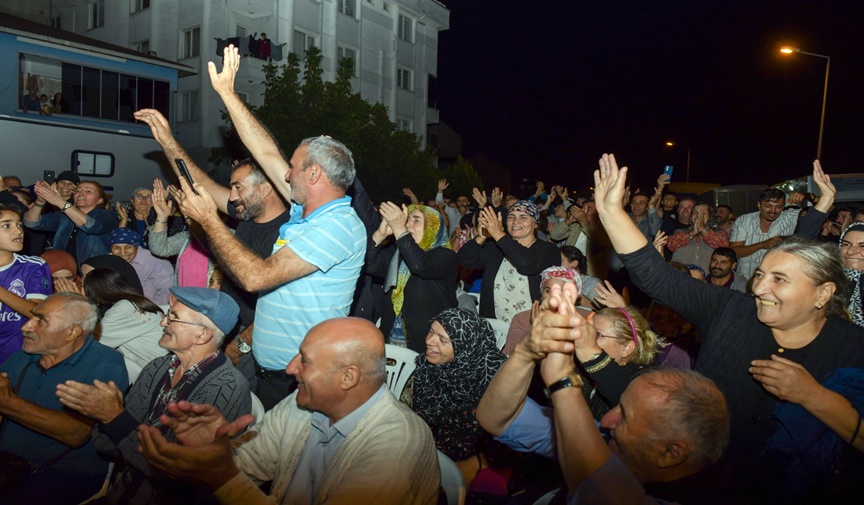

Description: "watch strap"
543 372 583 398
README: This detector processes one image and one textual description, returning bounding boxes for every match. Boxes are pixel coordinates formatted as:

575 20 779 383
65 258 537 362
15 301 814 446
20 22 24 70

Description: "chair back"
250 392 265 427
437 450 466 505
385 344 419 397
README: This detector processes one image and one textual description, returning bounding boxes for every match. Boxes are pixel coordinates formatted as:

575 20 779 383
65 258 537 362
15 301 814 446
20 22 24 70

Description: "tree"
440 156 484 201
212 46 438 203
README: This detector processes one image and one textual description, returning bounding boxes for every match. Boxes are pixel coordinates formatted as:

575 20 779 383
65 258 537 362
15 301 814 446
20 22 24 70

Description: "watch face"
238 341 251 353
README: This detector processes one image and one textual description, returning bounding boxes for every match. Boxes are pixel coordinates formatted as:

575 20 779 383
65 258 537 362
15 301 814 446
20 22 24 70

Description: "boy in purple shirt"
0 204 51 363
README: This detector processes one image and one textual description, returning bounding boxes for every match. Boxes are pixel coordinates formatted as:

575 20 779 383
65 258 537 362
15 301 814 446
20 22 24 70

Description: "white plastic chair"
437 450 466 505
482 317 510 351
532 488 561 505
78 461 114 504
250 392 265 427
384 344 418 397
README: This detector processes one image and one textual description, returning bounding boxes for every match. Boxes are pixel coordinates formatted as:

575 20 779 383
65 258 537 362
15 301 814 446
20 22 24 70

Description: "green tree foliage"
440 156 484 201
213 46 438 203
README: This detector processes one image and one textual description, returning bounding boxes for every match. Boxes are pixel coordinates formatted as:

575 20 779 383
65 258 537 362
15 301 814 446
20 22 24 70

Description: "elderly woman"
594 155 864 500
366 202 457 352
108 228 173 305
40 249 79 291
410 308 507 484
457 200 560 322
839 222 864 327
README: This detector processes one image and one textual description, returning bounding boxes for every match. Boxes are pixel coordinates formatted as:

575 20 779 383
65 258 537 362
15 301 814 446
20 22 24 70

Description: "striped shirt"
252 197 365 370
730 207 801 280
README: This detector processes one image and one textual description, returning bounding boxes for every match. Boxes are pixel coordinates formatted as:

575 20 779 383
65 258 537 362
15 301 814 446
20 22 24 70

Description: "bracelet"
850 414 863 445
33 202 45 208
583 353 613 374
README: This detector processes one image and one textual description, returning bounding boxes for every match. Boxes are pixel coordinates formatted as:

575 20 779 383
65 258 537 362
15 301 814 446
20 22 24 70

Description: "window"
337 46 357 77
132 40 150 54
72 151 114 176
178 91 200 122
51 16 61 29
89 0 104 29
18 53 169 121
131 0 150 13
396 118 413 132
397 67 413 91
338 0 356 16
398 15 413 43
182 27 201 59
293 30 317 59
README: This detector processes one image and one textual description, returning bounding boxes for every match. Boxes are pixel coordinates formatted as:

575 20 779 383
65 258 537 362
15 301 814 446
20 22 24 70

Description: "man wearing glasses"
55 287 251 505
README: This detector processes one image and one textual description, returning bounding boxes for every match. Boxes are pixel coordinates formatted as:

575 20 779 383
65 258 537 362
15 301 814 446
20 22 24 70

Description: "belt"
255 364 289 381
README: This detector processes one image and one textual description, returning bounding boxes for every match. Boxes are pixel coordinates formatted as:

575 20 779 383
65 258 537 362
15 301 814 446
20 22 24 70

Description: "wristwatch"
61 202 73 212
543 372 584 398
236 335 251 354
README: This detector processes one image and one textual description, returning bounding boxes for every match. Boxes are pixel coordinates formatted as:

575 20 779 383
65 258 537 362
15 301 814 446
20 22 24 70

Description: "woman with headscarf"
40 249 79 291
457 200 560 322
411 308 507 484
840 222 864 327
79 254 143 294
108 228 174 305
366 201 458 352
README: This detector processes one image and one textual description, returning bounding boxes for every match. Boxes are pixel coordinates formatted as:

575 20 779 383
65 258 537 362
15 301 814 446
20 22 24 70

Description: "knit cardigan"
221 388 440 505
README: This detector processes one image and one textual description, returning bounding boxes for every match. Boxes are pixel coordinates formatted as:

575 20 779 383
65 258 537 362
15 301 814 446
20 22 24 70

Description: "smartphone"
43 170 56 185
663 165 674 180
174 159 199 195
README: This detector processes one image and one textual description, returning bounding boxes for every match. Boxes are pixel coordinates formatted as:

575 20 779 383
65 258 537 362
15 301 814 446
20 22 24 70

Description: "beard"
236 194 266 221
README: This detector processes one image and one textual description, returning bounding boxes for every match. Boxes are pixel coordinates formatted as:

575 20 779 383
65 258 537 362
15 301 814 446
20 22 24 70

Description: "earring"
817 303 823 309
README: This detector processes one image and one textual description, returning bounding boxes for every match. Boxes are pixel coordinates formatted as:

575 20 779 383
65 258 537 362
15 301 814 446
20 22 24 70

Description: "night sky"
435 1 864 194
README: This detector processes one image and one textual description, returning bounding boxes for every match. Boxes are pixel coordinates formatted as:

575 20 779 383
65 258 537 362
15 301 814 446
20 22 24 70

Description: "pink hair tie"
617 307 639 344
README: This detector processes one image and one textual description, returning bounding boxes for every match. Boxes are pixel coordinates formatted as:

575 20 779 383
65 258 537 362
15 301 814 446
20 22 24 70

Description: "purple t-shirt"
0 254 51 363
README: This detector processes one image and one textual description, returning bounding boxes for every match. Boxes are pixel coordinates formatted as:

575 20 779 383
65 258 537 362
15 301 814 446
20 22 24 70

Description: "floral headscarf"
391 205 451 317
840 222 864 327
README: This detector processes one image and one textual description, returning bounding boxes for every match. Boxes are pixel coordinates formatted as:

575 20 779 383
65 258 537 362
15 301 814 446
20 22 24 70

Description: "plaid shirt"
146 351 220 426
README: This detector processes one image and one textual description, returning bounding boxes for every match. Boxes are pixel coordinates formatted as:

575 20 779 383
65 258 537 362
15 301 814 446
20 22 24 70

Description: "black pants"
254 365 297 411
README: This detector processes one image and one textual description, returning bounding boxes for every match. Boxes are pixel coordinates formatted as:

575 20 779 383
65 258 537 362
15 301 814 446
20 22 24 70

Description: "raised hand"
593 154 629 216
811 160 836 213
438 179 449 193
134 109 177 149
207 44 240 96
173 176 219 227
379 201 409 238
115 201 129 227
53 277 83 295
652 230 668 256
592 280 626 308
152 179 175 219
491 187 503 208
401 187 418 204
33 181 65 207
472 187 488 208
478 205 504 241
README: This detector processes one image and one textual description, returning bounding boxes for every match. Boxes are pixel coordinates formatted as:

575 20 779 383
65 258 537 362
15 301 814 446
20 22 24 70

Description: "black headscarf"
840 223 864 327
412 308 507 424
82 255 143 295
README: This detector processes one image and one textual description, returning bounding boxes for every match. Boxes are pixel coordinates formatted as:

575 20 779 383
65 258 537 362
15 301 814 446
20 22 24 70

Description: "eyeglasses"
133 194 153 201
162 313 206 328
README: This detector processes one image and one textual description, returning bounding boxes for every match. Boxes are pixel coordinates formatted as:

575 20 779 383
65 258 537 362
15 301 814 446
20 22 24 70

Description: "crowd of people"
1 44 863 505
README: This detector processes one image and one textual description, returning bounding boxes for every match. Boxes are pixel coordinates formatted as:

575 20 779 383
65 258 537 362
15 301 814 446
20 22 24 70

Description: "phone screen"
174 159 199 195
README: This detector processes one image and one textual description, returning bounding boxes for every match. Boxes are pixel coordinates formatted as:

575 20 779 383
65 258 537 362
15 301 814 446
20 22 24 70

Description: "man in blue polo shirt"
0 293 128 504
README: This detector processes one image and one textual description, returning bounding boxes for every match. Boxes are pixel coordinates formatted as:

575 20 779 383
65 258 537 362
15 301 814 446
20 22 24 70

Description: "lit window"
182 27 201 59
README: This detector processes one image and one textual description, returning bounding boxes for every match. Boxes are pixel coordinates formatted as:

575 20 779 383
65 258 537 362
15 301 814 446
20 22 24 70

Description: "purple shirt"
129 248 174 305
0 255 51 363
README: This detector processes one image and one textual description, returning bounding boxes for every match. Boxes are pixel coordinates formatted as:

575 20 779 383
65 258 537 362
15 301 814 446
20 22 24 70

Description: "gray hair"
639 368 730 468
131 187 151 197
771 236 848 317
334 340 387 386
191 311 227 349
299 136 355 191
53 293 99 336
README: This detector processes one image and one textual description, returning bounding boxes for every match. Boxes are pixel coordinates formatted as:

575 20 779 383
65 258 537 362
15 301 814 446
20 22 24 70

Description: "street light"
665 141 691 182
779 46 831 161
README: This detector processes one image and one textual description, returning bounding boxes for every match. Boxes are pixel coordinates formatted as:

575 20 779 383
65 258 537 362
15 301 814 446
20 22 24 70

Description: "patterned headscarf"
108 228 142 247
412 308 507 425
391 205 451 317
539 266 583 296
508 200 539 221
840 222 864 327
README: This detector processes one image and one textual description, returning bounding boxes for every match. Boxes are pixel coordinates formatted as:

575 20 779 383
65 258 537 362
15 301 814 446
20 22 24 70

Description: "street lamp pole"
780 47 831 161
665 142 691 182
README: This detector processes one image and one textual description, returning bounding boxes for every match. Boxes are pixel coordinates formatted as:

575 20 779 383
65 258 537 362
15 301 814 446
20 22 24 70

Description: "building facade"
50 0 450 169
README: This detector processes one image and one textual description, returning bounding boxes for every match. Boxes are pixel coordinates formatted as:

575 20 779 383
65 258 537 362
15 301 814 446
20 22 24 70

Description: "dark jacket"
366 234 458 353
457 235 560 318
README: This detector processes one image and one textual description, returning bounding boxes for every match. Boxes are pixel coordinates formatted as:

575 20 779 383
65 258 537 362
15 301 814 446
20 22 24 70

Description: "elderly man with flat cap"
56 287 251 505
136 317 439 505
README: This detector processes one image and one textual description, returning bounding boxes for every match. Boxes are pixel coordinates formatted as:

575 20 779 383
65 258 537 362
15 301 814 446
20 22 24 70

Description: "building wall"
51 0 450 167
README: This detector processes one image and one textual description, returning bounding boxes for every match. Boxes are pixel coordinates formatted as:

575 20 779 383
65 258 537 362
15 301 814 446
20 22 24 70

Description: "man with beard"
705 247 747 292
729 188 801 280
714 205 734 233
132 109 290 353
